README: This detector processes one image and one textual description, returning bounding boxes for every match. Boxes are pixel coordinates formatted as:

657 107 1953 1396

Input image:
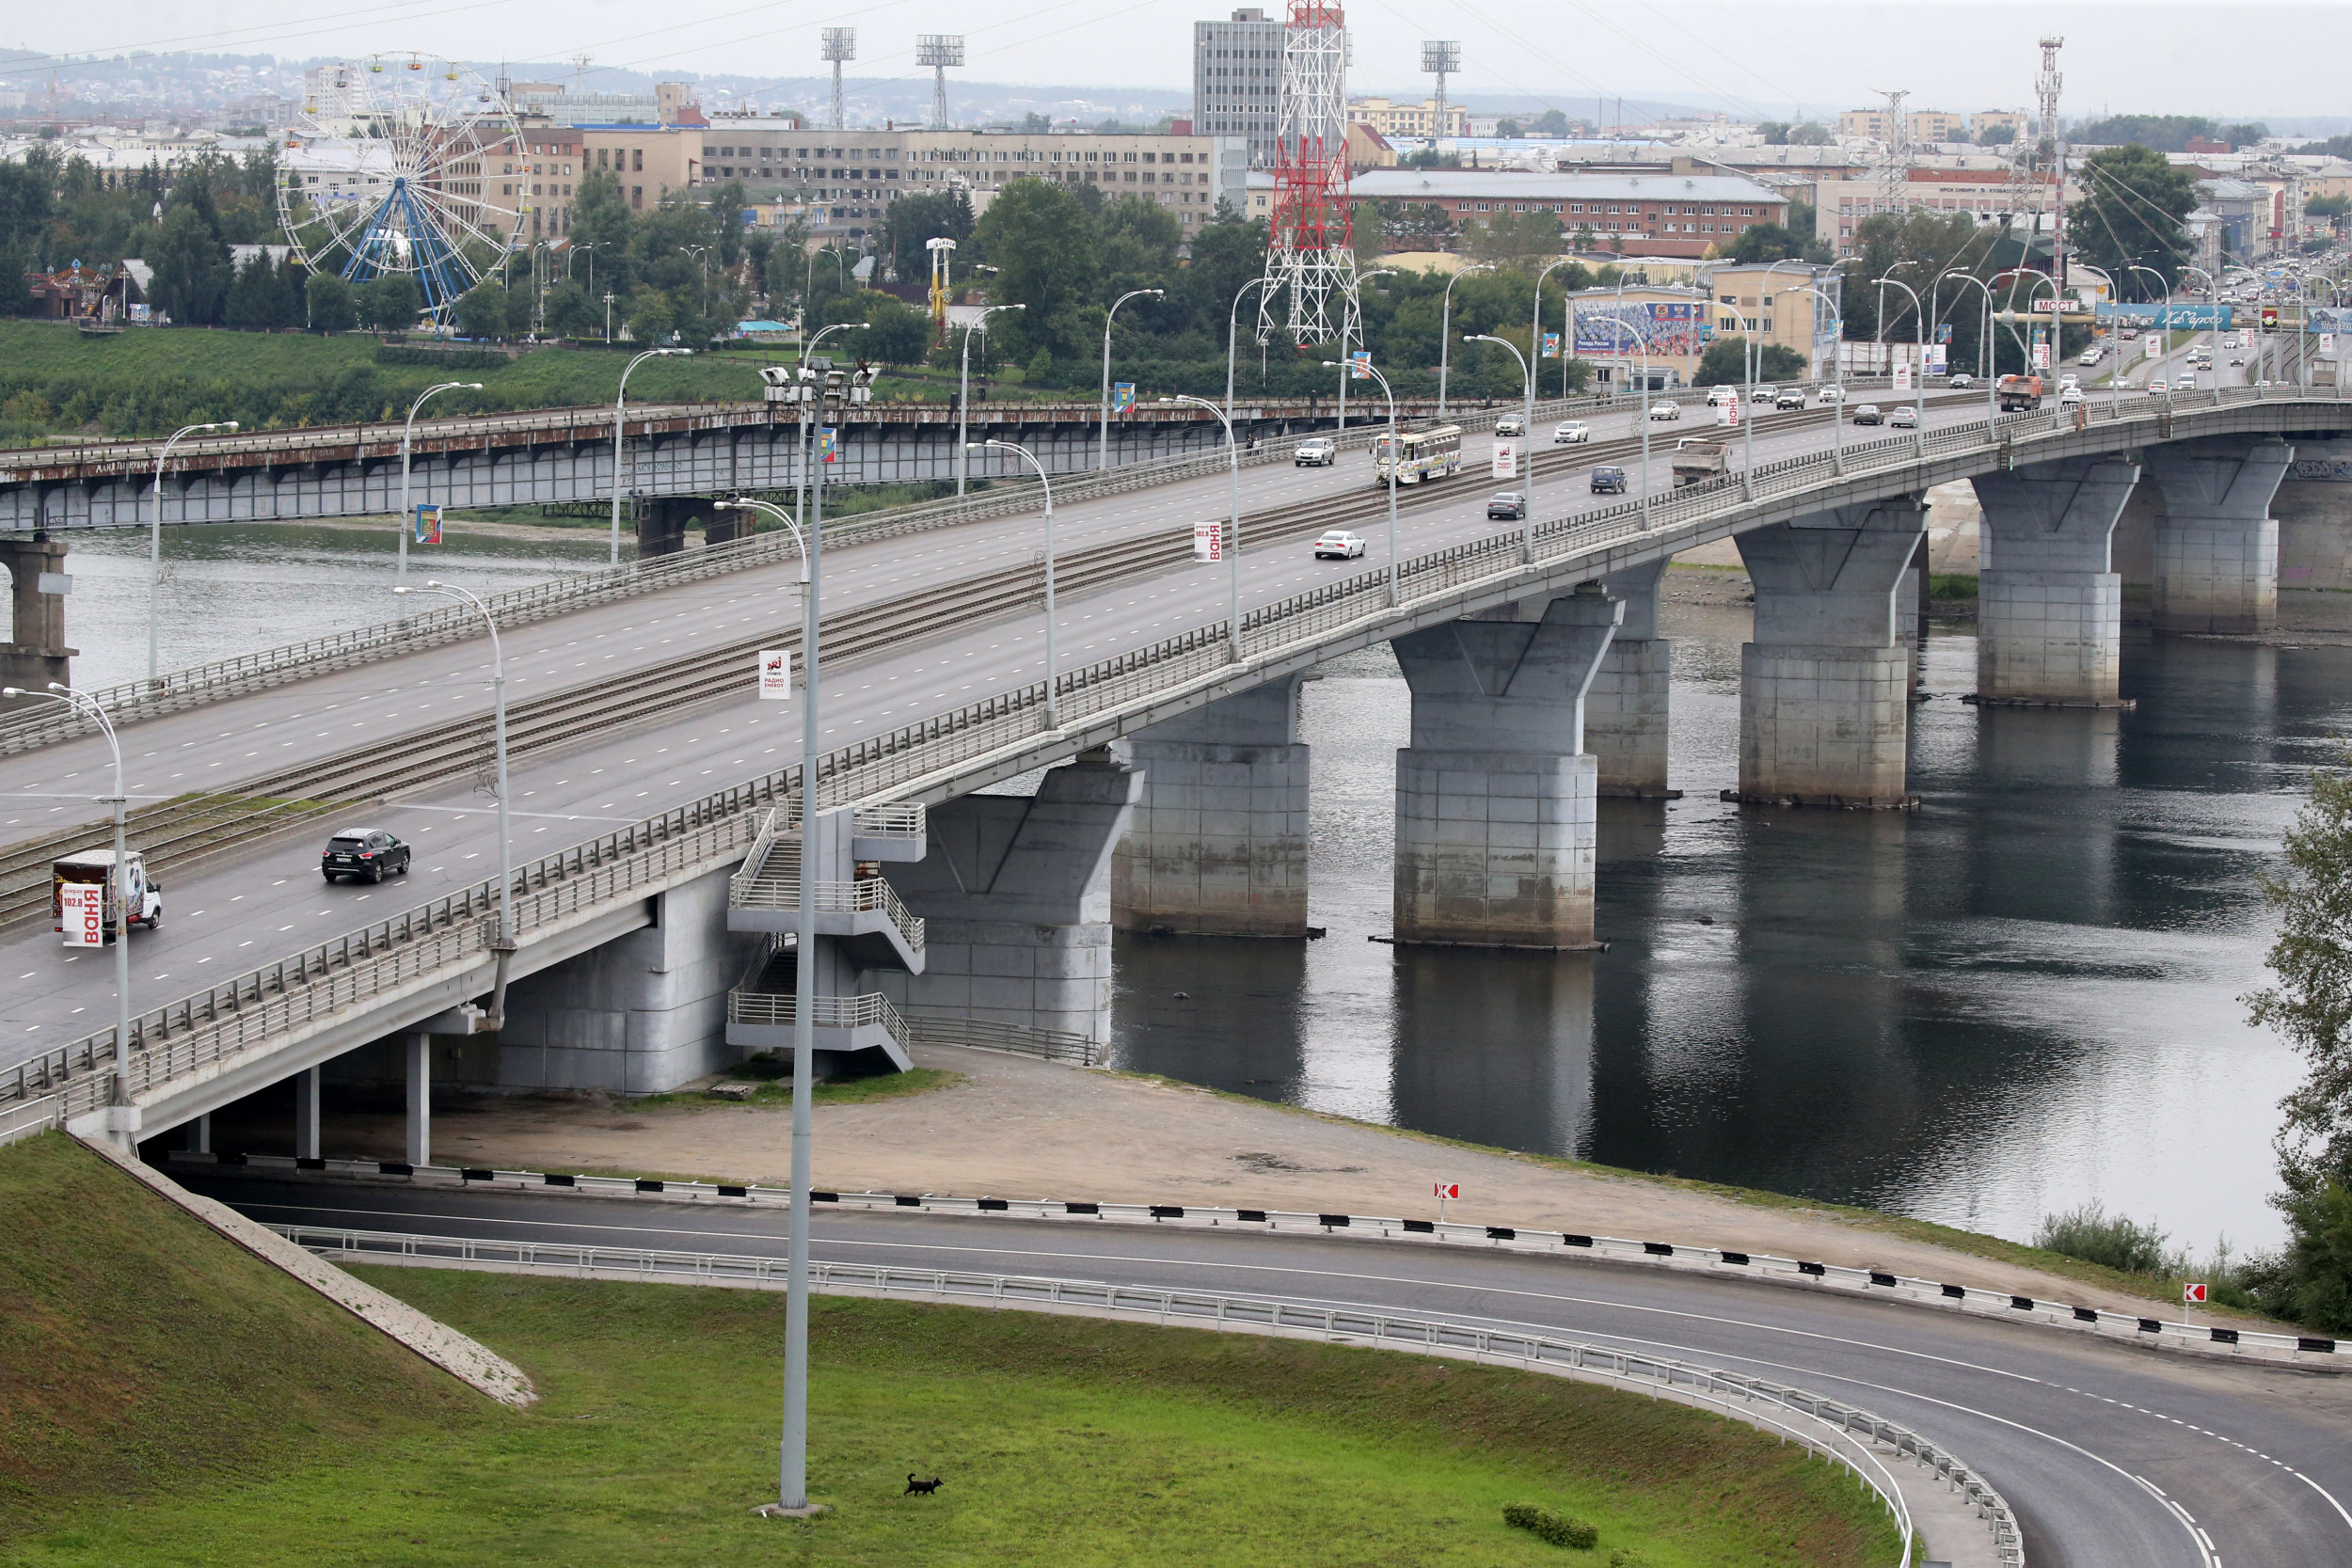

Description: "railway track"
0 396 1961 927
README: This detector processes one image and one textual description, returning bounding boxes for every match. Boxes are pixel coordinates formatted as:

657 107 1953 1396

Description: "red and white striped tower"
1259 0 1357 349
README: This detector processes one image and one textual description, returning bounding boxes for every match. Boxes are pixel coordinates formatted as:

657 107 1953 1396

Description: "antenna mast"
2037 36 2065 285
1260 0 1356 350
916 35 964 130
822 28 856 131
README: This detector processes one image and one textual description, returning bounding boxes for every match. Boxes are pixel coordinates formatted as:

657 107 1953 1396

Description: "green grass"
10 1259 1904 1568
1927 573 1980 601
630 1065 964 1111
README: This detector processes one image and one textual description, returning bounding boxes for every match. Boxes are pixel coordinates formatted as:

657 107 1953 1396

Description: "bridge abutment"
1970 457 2139 705
1112 676 1309 938
0 535 74 705
2146 436 2293 634
877 753 1143 1044
1390 586 1619 949
1733 499 1924 808
1585 562 1674 798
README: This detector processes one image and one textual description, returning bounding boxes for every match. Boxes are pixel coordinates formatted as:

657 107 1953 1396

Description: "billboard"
1573 300 1703 358
2098 303 2233 330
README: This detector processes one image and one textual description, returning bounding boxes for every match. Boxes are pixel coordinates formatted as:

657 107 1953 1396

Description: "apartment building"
516 124 586 241
1347 97 1466 141
1970 110 2028 141
1701 261 1844 378
1838 106 1966 145
1817 163 2070 258
1349 169 1789 260
1193 7 1285 167
578 124 701 212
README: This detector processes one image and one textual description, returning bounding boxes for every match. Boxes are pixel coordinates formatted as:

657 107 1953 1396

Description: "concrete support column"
1733 499 1925 808
404 1033 430 1167
1585 561 1674 798
1970 456 2141 705
635 497 691 558
880 753 1144 1042
181 1113 211 1154
1113 675 1309 937
0 536 74 705
2146 436 2294 634
1391 586 1620 949
294 1066 322 1160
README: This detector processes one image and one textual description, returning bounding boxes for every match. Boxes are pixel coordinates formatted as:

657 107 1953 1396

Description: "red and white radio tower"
1259 0 1357 350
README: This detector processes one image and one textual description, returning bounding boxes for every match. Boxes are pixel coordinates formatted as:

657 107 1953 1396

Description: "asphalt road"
182 1171 2352 1568
0 388 1997 1062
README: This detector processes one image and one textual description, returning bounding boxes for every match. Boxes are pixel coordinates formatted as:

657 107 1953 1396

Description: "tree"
1497 119 1522 139
855 295 930 367
147 201 230 325
1533 109 1569 138
456 280 513 341
305 271 355 332
973 178 1098 362
880 188 976 285
223 250 295 330
1380 200 1455 249
2066 144 2200 296
1725 223 1807 263
1978 123 2017 147
1756 121 1791 145
1461 207 1564 272
355 274 424 331
543 279 596 339
1692 336 1804 387
1789 122 1832 147
627 289 677 342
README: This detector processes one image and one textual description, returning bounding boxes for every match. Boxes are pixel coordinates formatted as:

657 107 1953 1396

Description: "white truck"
52 847 163 941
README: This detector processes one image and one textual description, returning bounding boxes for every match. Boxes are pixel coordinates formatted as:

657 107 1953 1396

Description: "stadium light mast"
917 35 964 130
1419 40 1459 145
822 28 855 130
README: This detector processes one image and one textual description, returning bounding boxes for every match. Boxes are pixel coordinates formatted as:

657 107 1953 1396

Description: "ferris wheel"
278 55 521 324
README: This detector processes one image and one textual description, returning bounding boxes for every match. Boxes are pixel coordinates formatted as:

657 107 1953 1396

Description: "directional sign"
1434 1182 1461 1200
757 649 791 699
2184 1281 2209 1305
59 882 103 947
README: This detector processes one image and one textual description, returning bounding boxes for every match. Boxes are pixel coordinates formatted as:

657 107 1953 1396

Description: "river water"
43 524 2343 1252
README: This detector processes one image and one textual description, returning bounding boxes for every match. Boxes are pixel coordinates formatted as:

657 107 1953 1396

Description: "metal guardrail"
273 1221 2029 1566
726 988 908 1047
900 1010 1100 1066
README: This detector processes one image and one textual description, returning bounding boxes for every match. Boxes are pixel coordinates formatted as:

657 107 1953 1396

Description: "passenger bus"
1371 424 1464 485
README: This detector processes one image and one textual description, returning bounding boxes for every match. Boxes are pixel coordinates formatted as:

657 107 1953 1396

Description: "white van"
1705 386 1740 407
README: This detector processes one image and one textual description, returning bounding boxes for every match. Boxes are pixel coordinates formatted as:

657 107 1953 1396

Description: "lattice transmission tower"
1259 0 1357 350
917 35 964 130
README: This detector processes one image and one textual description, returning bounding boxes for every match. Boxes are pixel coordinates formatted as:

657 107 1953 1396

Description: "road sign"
1434 1182 1460 1199
414 503 443 545
757 649 791 699
1491 439 1518 479
2184 1281 2209 1305
59 883 103 947
1193 519 1223 562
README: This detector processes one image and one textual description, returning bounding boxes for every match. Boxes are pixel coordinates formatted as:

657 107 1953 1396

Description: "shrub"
1503 1503 1599 1548
2033 1202 2171 1275
1928 573 1979 600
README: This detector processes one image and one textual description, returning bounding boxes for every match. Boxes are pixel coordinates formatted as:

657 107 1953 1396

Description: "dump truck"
52 847 162 941
1670 439 1729 487
1996 373 2044 412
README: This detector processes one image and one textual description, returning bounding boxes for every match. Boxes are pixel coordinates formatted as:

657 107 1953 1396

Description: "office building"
1194 7 1286 167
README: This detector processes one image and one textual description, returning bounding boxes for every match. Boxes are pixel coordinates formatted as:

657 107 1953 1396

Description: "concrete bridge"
0 380 2344 1165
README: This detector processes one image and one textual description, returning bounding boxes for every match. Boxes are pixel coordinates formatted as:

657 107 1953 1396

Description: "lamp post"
1779 287 1848 473
1530 255 1579 446
684 243 711 317
955 304 1024 497
610 347 692 567
1334 268 1394 436
391 581 513 967
1932 271 1999 426
602 291 616 343
794 322 859 536
1465 333 1538 558
572 242 596 292
710 497 809 582
1323 357 1401 604
1592 310 1657 522
1706 303 1761 495
2123 264 2175 398
1157 396 1244 660
148 420 237 683
1871 277 1928 455
398 381 483 589
1438 261 1495 418
968 439 1063 724
4 682 132 1132
1224 277 1271 423
1098 288 1164 472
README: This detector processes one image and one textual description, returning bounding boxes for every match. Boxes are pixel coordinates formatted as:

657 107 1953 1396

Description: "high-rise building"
1194 7 1285 167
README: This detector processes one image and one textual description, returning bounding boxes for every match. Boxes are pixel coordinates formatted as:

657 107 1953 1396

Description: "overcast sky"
21 1 2351 121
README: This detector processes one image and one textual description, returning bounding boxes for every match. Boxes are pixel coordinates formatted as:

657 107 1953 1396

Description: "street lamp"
1335 268 1394 436
1465 333 1538 559
684 243 712 316
1224 277 1271 422
611 348 692 567
795 322 860 534
1098 288 1164 471
148 420 236 683
955 304 1024 497
1322 357 1402 605
4 682 133 1136
1438 261 1495 418
398 382 484 589
1588 310 1657 526
603 291 616 343
1530 255 1580 442
2123 264 2175 400
1778 287 1848 474
967 439 1062 724
1156 396 1244 660
1932 272 2000 427
710 497 810 583
1707 302 1762 494
1870 277 1928 455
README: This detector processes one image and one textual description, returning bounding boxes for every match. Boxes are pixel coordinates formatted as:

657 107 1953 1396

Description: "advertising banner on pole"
1893 360 1914 390
818 427 839 463
2323 332 2338 360
1572 300 1700 357
2033 340 2051 370
1348 350 1372 380
413 503 443 545
1193 519 1223 562
1491 439 1519 480
1111 382 1136 413
1541 331 1561 359
59 882 103 947
757 649 791 699
1925 344 1947 374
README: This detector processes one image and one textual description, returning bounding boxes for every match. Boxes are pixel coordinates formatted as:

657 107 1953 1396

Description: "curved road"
180 1171 2352 1568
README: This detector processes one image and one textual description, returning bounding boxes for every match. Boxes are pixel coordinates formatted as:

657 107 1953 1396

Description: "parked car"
323 827 411 884
1552 420 1591 444
1851 404 1885 425
1649 402 1681 421
1888 405 1918 429
1295 436 1338 467
1774 388 1806 410
1590 465 1629 494
1495 415 1527 438
1312 530 1365 560
1486 491 1529 520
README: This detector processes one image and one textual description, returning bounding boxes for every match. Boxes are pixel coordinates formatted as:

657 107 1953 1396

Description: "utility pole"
2037 37 2067 293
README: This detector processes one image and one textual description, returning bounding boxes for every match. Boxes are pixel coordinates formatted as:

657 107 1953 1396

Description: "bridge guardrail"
273 1221 2037 1567
8 384 2331 1127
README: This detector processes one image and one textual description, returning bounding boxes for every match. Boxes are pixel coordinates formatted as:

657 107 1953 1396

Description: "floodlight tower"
822 28 855 130
1420 40 1459 143
917 35 964 130
1259 0 1357 352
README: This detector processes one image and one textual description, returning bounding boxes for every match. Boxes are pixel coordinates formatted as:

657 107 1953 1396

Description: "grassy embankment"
3 1131 1903 1567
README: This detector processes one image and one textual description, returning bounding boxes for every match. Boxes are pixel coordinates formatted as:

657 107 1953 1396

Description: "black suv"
323 828 412 883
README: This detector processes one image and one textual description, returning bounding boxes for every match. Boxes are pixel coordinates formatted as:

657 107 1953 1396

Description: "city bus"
1371 424 1464 485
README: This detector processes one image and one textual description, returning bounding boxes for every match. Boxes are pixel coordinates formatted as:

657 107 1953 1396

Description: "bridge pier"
1390 586 1619 949
405 1033 430 1167
1113 676 1309 937
1585 562 1673 798
876 752 1143 1043
294 1066 321 1161
0 535 74 706
634 497 697 558
1732 499 1924 808
1970 457 2139 705
2145 436 2294 634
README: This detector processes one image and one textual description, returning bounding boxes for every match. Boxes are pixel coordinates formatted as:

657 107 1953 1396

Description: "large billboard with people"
1573 300 1703 357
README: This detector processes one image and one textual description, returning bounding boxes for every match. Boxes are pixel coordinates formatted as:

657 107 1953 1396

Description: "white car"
1552 420 1591 444
2078 347 2104 366
2058 373 2080 392
1294 437 1337 467
1817 385 1845 404
1312 530 1365 560
1495 415 1527 438
1649 402 1681 422
1949 373 1974 388
1750 384 1776 404
1888 405 1918 429
2147 379 2169 395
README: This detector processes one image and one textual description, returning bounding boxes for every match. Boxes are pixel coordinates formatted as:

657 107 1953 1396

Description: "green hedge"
1503 1502 1600 1548
373 344 514 371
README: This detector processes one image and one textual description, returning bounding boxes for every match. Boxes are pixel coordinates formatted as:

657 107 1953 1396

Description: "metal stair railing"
725 988 910 1052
